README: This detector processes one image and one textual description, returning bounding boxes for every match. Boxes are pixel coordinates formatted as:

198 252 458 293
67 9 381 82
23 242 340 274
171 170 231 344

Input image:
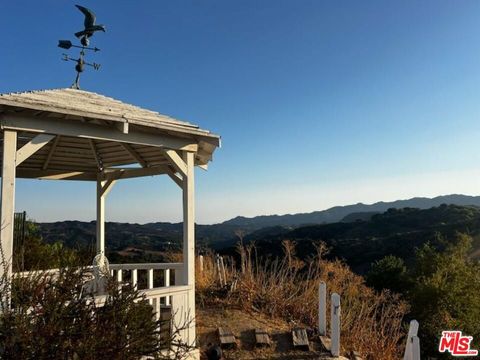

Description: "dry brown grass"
196 241 409 360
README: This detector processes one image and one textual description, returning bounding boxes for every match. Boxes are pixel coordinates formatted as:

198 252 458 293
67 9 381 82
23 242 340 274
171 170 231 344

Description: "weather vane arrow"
58 4 106 89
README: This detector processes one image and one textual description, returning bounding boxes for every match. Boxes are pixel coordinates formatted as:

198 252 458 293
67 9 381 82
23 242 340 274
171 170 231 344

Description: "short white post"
132 269 138 289
412 336 420 360
165 268 171 306
199 255 204 272
403 320 419 360
331 293 341 357
318 281 327 336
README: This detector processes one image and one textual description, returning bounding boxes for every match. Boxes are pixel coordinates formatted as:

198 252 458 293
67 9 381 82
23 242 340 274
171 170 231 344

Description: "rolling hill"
225 204 480 273
36 194 480 262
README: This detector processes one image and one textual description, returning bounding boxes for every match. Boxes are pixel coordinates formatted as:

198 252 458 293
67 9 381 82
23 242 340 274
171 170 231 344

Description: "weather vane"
58 5 106 89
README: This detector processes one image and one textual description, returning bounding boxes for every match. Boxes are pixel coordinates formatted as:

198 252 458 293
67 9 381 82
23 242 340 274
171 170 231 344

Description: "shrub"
367 255 409 293
0 267 163 360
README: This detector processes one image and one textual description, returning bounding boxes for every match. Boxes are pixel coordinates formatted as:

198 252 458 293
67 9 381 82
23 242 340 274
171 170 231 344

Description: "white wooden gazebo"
0 88 220 358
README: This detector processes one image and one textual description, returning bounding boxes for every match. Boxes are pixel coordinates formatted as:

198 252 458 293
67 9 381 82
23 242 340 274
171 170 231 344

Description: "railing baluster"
147 269 154 289
155 296 161 321
117 269 123 282
147 268 154 305
165 269 171 306
132 269 138 289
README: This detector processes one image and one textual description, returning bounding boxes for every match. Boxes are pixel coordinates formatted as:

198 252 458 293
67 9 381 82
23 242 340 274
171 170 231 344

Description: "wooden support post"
96 176 116 255
96 177 106 255
199 255 204 273
331 293 341 357
165 268 171 306
0 130 17 295
403 320 419 360
319 281 327 336
182 151 196 346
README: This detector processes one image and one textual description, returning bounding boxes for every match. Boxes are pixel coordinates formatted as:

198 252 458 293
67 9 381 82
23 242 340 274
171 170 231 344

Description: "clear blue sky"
2 1 480 224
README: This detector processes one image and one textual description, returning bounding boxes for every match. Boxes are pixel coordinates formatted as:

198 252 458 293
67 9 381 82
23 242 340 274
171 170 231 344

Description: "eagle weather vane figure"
58 5 106 89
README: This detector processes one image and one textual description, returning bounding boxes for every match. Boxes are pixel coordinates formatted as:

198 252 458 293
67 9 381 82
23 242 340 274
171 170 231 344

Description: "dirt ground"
197 306 342 360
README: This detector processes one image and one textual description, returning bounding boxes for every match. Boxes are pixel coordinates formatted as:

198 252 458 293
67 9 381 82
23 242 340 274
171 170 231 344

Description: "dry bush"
197 241 408 360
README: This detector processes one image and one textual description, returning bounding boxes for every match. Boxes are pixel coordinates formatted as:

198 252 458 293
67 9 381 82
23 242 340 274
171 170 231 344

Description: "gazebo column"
96 175 116 255
0 130 17 283
182 151 196 344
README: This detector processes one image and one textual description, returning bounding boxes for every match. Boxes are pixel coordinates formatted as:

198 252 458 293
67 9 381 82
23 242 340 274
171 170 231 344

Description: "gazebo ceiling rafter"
121 143 148 168
88 139 104 171
42 135 60 170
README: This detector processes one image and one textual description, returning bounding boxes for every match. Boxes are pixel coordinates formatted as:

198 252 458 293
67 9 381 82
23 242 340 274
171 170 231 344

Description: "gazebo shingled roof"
0 88 220 180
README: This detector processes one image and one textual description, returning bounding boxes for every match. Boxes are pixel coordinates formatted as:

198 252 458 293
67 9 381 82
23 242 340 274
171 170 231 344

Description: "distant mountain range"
37 194 480 259
223 203 480 274
221 194 480 228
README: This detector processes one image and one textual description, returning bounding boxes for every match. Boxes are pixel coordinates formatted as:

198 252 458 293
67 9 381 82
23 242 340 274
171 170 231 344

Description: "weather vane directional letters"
58 5 106 89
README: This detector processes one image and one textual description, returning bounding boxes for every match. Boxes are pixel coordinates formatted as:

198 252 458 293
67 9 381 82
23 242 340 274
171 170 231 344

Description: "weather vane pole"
58 5 106 89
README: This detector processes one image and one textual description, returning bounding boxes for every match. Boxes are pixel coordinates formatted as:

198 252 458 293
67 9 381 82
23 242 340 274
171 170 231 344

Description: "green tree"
409 233 480 357
366 255 408 293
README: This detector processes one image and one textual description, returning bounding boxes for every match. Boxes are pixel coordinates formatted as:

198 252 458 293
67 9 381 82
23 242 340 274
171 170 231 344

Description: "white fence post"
403 320 420 360
199 255 204 273
331 293 341 357
318 281 327 336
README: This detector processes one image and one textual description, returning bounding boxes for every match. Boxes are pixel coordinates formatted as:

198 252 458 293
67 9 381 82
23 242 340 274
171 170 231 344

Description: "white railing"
109 262 184 306
108 262 195 353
